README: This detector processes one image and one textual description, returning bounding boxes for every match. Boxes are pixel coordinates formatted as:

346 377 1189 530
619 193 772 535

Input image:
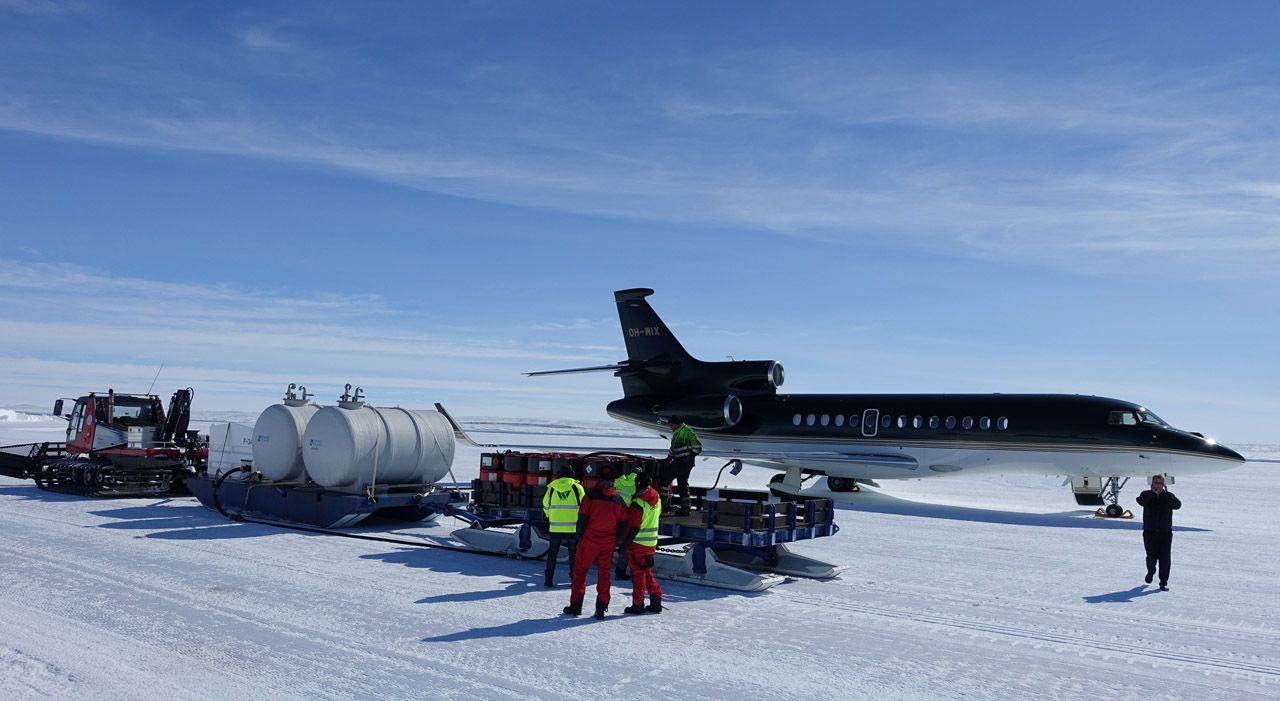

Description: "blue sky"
1 1 1277 442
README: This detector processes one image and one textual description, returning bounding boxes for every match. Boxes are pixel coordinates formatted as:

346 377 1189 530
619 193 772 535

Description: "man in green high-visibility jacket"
612 467 638 581
542 464 585 588
666 416 701 516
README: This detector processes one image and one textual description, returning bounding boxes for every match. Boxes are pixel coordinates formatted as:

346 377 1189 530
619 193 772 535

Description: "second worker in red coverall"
622 471 663 614
563 478 629 620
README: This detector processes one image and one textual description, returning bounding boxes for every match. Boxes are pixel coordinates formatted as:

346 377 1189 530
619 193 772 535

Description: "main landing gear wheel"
826 476 859 493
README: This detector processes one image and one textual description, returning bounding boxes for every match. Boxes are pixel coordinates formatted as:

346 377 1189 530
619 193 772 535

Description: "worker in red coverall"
622 471 664 614
564 478 629 620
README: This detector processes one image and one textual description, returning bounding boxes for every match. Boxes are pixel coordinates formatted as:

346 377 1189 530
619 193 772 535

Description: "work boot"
594 598 608 620
645 595 662 614
624 603 648 615
1144 572 1153 584
563 599 583 616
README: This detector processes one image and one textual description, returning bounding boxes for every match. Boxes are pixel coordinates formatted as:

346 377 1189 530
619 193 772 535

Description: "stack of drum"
475 450 663 508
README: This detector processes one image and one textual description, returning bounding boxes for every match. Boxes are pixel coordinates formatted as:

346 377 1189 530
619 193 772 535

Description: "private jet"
529 288 1245 516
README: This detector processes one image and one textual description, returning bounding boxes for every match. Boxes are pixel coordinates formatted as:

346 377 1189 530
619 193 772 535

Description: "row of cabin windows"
791 412 1010 432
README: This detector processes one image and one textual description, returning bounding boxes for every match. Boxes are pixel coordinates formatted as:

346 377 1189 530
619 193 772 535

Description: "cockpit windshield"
1137 409 1167 427
1108 408 1169 428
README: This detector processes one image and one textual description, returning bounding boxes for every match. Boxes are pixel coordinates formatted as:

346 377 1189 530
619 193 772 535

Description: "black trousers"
1143 529 1173 584
667 456 695 511
545 533 578 583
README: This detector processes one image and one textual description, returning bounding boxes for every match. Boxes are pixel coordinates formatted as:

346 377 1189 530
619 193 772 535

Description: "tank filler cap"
338 383 366 409
283 383 313 407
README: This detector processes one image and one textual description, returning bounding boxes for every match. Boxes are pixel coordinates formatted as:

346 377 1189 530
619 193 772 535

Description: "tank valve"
338 383 366 409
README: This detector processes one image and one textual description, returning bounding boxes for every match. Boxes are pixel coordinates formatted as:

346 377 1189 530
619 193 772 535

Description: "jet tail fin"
613 288 696 365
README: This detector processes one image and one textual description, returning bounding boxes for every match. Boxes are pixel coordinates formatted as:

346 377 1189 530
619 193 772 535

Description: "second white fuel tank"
302 403 455 490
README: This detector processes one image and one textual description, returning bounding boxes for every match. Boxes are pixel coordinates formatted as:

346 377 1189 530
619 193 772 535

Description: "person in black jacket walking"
1135 474 1181 590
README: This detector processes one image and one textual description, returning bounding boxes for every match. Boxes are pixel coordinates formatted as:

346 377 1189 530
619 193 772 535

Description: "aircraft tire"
1105 503 1123 518
827 476 856 492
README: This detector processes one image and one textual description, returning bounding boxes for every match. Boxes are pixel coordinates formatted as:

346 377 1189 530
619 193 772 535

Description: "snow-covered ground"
1 411 1277 700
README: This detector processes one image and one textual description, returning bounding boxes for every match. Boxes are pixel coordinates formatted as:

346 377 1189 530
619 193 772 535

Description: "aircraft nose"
1217 444 1246 463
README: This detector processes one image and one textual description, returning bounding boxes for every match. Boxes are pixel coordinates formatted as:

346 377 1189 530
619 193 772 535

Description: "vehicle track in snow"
0 509 551 701
838 576 1280 647
775 585 1280 683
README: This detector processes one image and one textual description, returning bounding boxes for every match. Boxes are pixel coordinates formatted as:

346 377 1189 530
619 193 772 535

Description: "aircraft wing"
434 403 668 454
699 448 919 470
435 404 918 471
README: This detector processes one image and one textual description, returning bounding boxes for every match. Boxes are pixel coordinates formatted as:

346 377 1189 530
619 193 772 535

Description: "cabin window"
945 416 957 429
897 415 906 428
880 414 892 429
997 417 1009 430
834 414 845 427
980 416 991 430
820 414 830 426
913 416 923 428
792 414 801 426
962 416 974 429
69 400 86 437
929 416 940 429
806 414 816 426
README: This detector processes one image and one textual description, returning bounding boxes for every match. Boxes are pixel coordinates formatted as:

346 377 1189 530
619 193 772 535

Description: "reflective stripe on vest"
633 497 660 547
614 473 637 505
543 478 584 533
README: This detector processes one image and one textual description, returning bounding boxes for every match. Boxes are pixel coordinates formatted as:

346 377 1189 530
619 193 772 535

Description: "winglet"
434 403 492 448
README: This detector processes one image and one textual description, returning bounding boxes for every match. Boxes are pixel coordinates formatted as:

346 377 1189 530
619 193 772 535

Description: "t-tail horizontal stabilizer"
524 363 629 377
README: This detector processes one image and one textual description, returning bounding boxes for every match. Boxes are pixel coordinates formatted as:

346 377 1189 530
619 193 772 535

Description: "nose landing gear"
1094 476 1134 519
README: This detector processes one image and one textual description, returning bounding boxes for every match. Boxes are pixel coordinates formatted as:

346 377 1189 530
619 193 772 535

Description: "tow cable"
211 465 532 559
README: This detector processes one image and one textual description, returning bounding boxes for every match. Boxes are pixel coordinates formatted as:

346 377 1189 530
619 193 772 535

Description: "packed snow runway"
1 413 1277 700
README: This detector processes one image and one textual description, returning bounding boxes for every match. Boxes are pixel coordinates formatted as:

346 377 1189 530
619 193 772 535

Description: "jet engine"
653 394 744 430
709 360 784 394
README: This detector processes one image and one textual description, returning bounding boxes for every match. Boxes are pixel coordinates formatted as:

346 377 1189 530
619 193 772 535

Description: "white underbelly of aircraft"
699 436 1233 480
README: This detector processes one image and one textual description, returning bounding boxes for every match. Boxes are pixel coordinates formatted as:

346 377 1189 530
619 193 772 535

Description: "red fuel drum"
480 452 502 481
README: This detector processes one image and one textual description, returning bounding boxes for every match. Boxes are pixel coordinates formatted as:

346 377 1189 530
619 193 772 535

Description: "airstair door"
861 409 880 437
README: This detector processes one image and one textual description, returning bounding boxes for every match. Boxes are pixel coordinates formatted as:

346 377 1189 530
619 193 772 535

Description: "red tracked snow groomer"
0 388 206 496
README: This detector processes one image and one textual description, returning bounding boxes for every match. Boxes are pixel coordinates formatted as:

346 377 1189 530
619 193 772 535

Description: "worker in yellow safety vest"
542 464 585 588
623 471 664 614
612 467 638 581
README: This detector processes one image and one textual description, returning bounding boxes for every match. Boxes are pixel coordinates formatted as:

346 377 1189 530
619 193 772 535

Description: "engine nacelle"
705 360 784 394
653 394 744 430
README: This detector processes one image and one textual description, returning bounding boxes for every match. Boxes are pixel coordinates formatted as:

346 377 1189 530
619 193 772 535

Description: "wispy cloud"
1 26 1278 279
0 0 83 15
239 25 292 52
0 260 621 412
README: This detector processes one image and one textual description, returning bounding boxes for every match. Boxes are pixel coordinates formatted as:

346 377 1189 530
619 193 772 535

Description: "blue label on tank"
308 439 322 449
257 435 269 442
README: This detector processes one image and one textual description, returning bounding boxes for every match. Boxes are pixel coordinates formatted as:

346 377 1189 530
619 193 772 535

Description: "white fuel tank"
302 404 455 490
252 400 319 481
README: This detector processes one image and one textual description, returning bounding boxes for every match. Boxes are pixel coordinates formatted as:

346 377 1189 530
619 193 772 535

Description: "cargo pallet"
459 452 844 591
189 448 845 591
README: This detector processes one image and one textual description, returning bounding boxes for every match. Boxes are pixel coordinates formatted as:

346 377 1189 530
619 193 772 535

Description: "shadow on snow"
1082 585 1164 604
829 489 1210 532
